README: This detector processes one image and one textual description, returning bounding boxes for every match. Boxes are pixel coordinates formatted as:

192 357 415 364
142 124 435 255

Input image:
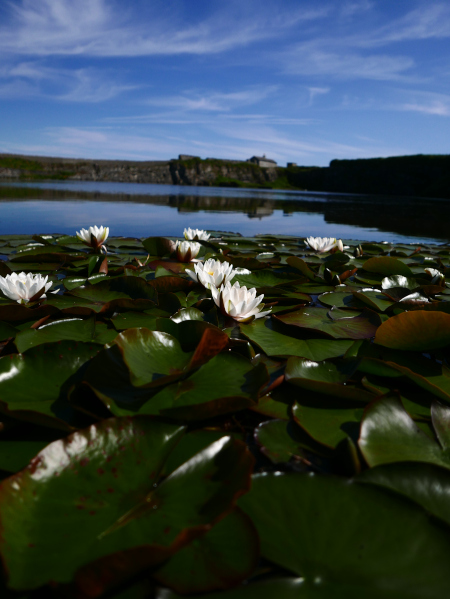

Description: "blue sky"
0 0 449 166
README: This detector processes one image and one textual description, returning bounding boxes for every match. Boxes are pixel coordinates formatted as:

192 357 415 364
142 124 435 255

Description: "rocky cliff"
0 154 281 187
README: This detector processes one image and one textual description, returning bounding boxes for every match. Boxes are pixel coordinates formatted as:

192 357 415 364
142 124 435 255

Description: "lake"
0 180 448 244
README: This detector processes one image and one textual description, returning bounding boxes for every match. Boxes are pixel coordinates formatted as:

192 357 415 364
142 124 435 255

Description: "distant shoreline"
0 152 449 199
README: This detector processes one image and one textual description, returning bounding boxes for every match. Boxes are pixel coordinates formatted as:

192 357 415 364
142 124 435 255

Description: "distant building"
247 155 277 168
287 162 297 168
178 154 200 160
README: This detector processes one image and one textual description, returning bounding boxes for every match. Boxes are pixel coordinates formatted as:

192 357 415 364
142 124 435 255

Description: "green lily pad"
318 290 359 308
286 256 318 281
68 276 158 305
160 430 243 478
232 269 301 288
352 289 394 312
285 357 375 402
0 341 100 429
276 307 380 339
142 236 176 257
254 419 308 463
292 399 365 449
362 257 413 277
0 425 253 594
250 393 291 420
359 462 450 527
125 353 267 420
0 417 185 590
14 317 97 353
113 329 194 387
240 319 353 360
239 472 450 597
153 508 258 594
359 394 450 470
111 309 169 331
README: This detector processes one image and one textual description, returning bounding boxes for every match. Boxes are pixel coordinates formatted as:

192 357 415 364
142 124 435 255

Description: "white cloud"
398 92 450 117
285 45 414 81
21 127 184 160
0 61 136 102
143 87 277 112
401 101 450 116
365 3 450 46
0 0 328 57
308 87 330 105
282 2 450 82
340 1 374 19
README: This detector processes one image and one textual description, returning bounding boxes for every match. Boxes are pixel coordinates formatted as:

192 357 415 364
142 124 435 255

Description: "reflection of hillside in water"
0 185 448 240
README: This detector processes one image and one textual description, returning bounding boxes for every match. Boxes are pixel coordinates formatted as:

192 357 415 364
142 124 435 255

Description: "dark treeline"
286 154 450 199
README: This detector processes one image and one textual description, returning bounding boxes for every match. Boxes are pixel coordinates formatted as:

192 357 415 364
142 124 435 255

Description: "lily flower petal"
175 240 201 262
0 272 53 304
211 281 271 322
184 227 211 241
76 226 109 251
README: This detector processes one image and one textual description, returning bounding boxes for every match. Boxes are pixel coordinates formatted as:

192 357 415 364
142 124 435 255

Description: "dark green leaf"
239 472 450 598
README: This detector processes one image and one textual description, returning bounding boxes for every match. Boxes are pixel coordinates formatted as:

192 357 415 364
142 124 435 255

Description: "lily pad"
68 276 158 305
239 472 450 597
276 307 380 340
14 317 97 353
375 310 450 351
362 257 413 277
153 508 258 594
127 353 267 420
292 399 365 448
240 318 353 360
359 462 450 527
285 357 375 402
113 328 194 387
254 420 307 463
358 394 450 470
0 341 100 429
0 427 253 595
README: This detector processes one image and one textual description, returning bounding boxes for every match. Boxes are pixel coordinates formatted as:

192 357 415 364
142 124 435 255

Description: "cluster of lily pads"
1 225 450 598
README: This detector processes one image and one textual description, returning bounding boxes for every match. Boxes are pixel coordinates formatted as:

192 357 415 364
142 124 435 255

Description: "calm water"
0 180 448 244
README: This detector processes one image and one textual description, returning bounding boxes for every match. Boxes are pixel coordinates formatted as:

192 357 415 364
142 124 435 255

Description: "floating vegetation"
0 229 450 598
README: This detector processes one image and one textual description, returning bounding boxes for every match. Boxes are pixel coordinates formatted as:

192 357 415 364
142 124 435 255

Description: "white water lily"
211 280 271 322
175 240 201 262
186 258 235 290
76 226 109 252
184 227 211 241
0 272 52 304
305 237 343 253
425 268 445 285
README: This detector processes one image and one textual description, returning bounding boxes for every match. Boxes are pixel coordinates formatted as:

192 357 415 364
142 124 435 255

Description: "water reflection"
0 181 448 244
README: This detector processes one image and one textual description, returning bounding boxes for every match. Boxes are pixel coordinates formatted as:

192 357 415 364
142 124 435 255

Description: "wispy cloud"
308 87 330 105
143 87 277 112
0 61 136 101
364 3 450 46
283 3 450 82
0 0 328 57
339 1 374 20
285 45 414 81
396 92 450 117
